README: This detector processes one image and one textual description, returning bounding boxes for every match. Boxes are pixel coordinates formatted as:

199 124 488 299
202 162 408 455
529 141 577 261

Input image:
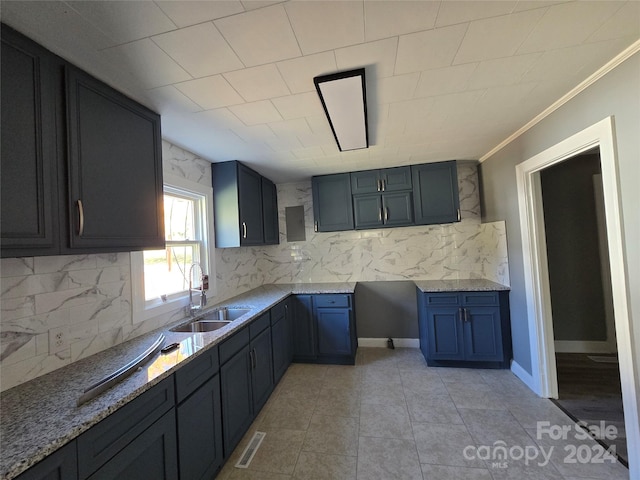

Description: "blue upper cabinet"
351 166 412 194
313 161 462 233
352 166 413 229
411 161 460 225
312 173 354 232
212 161 279 248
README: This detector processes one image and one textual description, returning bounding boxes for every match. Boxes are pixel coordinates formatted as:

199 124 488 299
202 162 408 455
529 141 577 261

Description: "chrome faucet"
188 262 207 316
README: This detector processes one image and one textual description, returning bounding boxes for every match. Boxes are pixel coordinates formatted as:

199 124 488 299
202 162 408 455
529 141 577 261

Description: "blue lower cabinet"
271 311 292 384
220 344 253 458
292 295 317 361
425 306 465 361
86 410 178 480
292 294 357 365
219 318 274 459
177 374 223 480
251 326 274 413
316 308 354 357
77 376 175 480
417 289 511 368
16 441 78 480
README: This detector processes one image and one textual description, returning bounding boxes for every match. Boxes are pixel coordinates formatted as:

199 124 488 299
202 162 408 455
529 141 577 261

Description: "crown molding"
480 39 640 163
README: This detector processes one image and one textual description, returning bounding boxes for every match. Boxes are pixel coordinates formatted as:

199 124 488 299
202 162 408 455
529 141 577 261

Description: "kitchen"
1 1 639 479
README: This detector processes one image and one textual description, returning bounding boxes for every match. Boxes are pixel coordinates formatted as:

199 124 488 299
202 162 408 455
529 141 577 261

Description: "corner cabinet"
311 173 354 232
411 161 460 225
65 66 164 251
417 289 511 368
212 161 279 248
292 294 357 365
1 25 165 257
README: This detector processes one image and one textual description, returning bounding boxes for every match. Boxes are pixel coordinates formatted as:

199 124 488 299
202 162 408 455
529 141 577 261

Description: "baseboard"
358 338 419 348
554 340 616 354
510 360 539 395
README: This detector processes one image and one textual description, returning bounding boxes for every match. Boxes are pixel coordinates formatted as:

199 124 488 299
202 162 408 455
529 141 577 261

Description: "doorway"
538 149 626 464
514 117 638 476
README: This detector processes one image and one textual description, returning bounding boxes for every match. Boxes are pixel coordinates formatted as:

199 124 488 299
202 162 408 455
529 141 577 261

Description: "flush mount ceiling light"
314 68 368 152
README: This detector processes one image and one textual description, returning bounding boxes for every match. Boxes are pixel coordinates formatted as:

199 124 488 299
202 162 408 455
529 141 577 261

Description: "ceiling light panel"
314 68 368 152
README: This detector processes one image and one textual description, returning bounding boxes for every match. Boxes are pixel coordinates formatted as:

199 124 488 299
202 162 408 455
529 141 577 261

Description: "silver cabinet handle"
384 207 389 222
464 308 470 323
314 220 318 232
242 222 247 239
457 208 461 221
377 179 382 192
381 179 386 191
458 307 464 322
378 208 382 222
77 200 84 236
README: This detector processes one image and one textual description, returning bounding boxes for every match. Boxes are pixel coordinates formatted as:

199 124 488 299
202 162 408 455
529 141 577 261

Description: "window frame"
131 173 215 324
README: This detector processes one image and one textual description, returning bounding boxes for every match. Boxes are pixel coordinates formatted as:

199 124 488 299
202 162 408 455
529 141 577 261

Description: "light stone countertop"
0 282 355 480
414 279 510 292
1 279 511 479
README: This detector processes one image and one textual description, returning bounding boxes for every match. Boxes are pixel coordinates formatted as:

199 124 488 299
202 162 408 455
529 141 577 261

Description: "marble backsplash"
1 145 508 391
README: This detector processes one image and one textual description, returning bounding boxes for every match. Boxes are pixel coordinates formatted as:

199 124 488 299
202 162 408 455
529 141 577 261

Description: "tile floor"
217 347 630 480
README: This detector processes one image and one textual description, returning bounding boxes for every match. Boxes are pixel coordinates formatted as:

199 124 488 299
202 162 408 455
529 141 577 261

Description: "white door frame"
515 116 638 473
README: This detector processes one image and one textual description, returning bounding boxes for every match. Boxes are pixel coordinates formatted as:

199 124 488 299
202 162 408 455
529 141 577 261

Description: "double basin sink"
170 307 251 333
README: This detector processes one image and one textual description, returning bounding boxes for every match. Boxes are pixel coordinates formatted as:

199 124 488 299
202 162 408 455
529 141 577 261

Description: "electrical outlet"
49 326 69 354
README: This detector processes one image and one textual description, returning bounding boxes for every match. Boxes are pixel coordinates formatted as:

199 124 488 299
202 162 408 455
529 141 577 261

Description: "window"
132 174 214 323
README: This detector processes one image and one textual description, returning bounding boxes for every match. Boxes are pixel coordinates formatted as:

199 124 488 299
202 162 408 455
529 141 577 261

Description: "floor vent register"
235 431 266 468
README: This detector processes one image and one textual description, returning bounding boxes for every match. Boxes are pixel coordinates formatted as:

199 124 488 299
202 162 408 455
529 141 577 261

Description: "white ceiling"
1 1 638 182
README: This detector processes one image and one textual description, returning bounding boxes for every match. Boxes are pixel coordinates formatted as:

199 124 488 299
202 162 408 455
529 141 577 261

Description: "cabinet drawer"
250 312 270 338
314 294 351 308
424 293 460 306
219 327 249 365
270 301 286 323
461 292 499 306
77 376 175 479
175 346 219 403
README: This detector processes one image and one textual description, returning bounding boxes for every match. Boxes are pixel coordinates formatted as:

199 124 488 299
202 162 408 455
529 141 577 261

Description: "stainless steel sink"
169 307 251 333
170 320 231 333
200 307 251 321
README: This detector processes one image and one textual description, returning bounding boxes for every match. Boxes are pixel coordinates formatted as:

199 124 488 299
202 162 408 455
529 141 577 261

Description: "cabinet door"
77 376 175 479
316 308 353 356
353 194 383 229
412 161 460 225
292 295 317 360
86 410 177 480
312 173 354 232
382 192 413 227
16 441 77 480
350 170 380 194
220 345 253 457
262 176 279 245
1 26 59 257
65 66 164 251
416 290 429 360
463 307 503 362
380 166 412 192
177 375 223 480
238 164 264 245
251 327 274 413
272 316 289 384
425 307 464 361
